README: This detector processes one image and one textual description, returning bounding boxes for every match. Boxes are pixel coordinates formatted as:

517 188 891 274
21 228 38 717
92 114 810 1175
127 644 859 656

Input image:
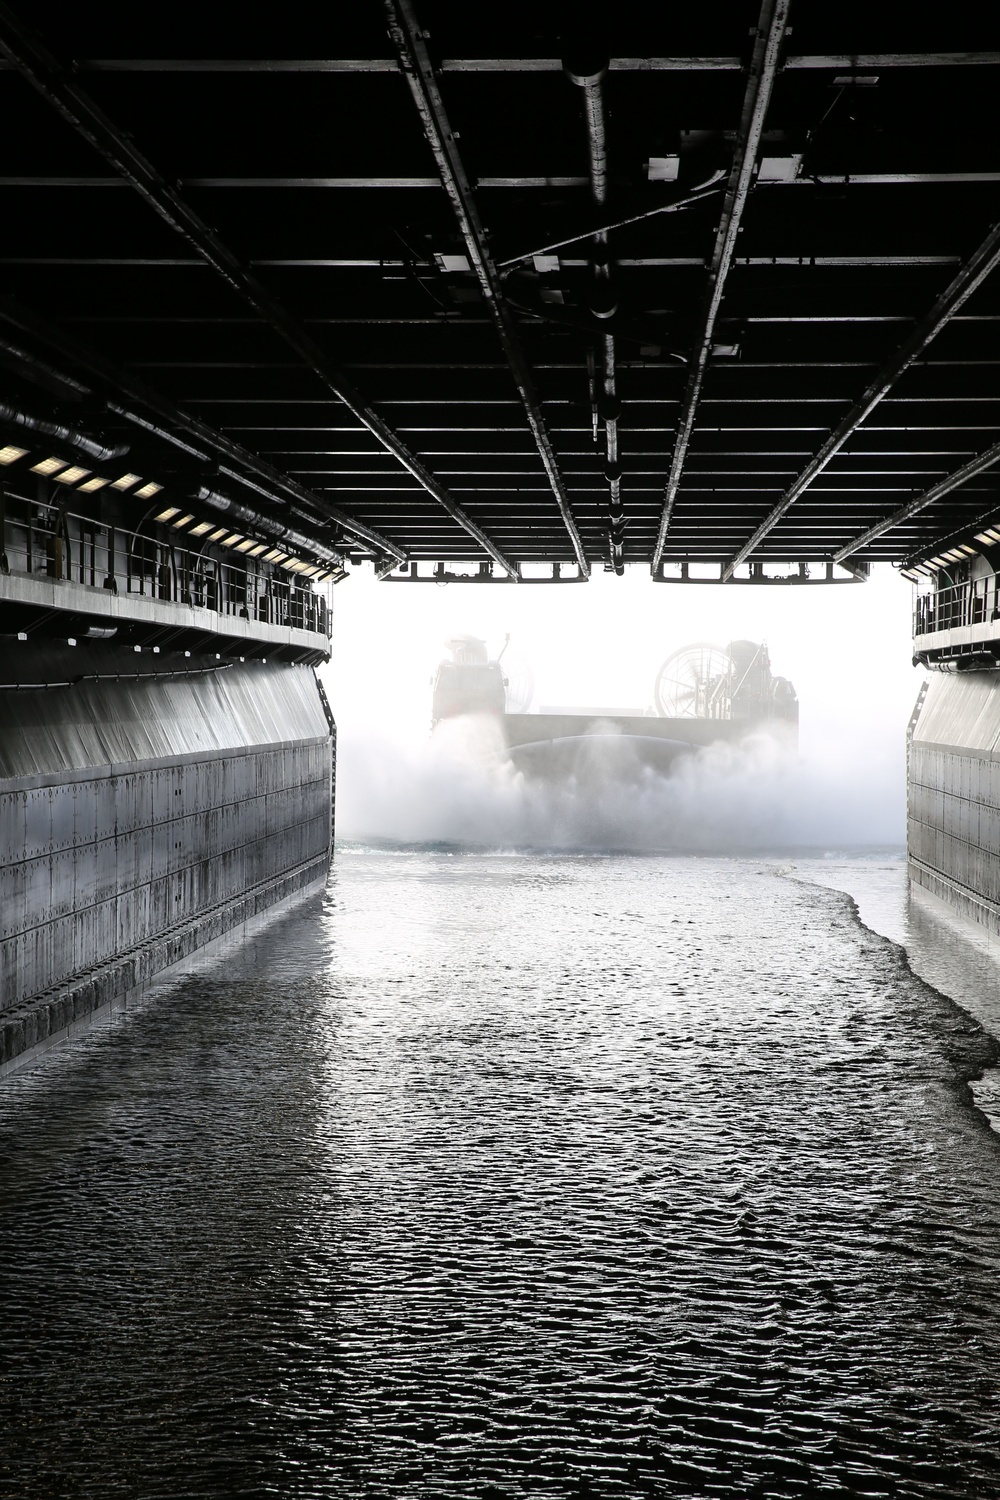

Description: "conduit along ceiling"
0 1 998 586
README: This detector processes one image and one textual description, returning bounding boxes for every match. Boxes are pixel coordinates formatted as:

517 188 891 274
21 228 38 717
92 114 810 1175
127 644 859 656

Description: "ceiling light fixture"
53 465 92 485
0 444 28 465
111 473 142 491
134 481 163 499
30 456 67 476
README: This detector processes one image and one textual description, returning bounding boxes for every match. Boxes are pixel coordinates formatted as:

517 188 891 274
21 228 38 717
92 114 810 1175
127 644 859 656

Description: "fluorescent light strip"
30 456 66 476
155 506 181 521
234 538 257 552
188 521 213 537
0 444 28 465
78 476 110 492
111 472 142 491
134 481 163 499
220 533 243 547
54 464 91 485
172 514 195 528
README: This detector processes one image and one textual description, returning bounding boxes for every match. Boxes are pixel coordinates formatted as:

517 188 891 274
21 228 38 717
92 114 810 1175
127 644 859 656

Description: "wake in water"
336 714 904 851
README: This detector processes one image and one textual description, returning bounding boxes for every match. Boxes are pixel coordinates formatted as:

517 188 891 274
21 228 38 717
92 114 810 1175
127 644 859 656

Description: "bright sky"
320 563 922 847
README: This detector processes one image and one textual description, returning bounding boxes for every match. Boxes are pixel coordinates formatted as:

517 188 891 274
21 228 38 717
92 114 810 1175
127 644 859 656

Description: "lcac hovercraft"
431 637 796 778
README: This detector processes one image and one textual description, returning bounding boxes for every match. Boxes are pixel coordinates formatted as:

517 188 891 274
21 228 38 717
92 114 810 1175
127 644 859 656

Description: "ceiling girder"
722 217 1000 578
14 52 996 73
0 295 406 561
832 439 1000 562
0 10 997 582
384 0 588 576
651 0 791 572
0 0 517 577
5 171 1000 192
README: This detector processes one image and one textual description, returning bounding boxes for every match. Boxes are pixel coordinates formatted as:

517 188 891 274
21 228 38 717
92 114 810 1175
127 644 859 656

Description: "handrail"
913 573 1000 638
0 491 331 638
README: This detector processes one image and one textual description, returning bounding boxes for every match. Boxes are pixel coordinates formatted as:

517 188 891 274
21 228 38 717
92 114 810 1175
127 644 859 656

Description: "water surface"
2 850 1000 1498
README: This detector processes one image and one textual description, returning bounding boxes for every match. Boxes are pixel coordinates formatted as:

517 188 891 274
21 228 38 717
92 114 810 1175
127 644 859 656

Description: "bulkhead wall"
0 660 333 1070
909 670 1000 929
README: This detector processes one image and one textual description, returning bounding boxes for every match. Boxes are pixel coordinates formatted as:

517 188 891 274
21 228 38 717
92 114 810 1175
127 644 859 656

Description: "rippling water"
3 850 1000 1498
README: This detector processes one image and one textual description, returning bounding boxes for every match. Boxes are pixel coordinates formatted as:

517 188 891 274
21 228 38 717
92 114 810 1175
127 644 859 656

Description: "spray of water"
335 714 906 852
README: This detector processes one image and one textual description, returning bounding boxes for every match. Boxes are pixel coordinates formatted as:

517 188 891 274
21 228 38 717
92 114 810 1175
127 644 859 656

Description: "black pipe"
0 400 130 463
564 51 624 573
195 486 345 569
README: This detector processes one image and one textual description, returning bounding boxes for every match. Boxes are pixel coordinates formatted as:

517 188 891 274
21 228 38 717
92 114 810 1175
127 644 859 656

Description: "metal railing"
914 573 1000 638
0 491 330 638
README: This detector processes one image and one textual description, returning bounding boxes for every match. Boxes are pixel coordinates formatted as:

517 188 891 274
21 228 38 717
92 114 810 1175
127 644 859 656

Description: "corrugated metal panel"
0 661 333 1015
912 671 1000 754
909 672 1000 931
0 661 328 780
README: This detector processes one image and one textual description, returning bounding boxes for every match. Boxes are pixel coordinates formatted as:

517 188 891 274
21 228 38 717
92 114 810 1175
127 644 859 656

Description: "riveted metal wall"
0 661 334 1030
908 671 1000 929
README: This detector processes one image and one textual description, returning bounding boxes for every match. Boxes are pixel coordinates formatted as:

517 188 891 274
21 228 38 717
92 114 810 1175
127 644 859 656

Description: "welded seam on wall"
0 853 329 1073
0 3 517 575
385 0 589 577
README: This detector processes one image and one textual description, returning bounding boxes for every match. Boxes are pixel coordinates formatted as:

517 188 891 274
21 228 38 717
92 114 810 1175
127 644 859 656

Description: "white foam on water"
336 713 905 851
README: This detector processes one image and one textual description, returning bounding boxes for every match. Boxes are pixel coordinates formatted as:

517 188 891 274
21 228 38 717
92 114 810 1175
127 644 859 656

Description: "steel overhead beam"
30 52 999 73
904 504 1000 572
650 0 790 573
722 218 1000 579
0 296 404 562
385 0 589 577
0 3 515 579
832 439 1000 563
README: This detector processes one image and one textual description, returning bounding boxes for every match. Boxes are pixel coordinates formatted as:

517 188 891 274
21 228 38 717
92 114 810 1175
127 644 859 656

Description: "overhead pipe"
108 398 402 561
726 214 1000 577
194 486 346 569
385 0 585 577
651 0 791 573
0 398 130 462
0 5 508 576
496 171 726 270
564 50 624 573
0 332 92 398
0 297 409 566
